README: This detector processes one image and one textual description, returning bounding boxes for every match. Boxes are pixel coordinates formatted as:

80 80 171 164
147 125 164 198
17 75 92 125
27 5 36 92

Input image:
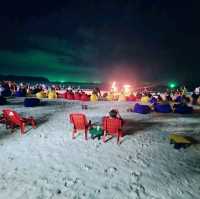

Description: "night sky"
0 0 199 83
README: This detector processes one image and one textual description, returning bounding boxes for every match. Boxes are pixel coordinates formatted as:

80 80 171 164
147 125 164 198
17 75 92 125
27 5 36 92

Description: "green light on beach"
169 82 176 89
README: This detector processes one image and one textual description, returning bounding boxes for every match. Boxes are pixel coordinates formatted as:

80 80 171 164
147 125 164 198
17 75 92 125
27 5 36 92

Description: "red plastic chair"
102 116 123 144
67 92 75 100
2 109 36 135
127 95 136 101
80 94 90 101
74 93 81 100
69 113 91 140
64 92 68 99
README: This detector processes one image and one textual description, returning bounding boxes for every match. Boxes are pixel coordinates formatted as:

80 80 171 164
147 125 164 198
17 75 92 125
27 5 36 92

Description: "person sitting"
173 95 193 113
93 87 101 98
191 92 199 105
90 91 98 102
108 109 124 125
157 95 165 103
178 95 190 106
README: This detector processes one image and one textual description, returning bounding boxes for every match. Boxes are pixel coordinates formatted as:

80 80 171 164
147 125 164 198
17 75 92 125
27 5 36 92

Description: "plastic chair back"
70 113 88 130
3 109 22 125
103 117 122 135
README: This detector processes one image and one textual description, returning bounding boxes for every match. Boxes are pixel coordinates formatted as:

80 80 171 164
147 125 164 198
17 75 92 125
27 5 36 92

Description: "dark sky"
0 0 199 83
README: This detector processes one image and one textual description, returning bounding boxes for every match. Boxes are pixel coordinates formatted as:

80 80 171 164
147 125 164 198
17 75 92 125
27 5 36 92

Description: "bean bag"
81 94 90 101
0 96 7 105
175 96 182 103
15 91 26 97
173 104 193 114
67 92 75 100
24 98 40 107
63 92 68 99
136 95 142 101
90 94 98 102
36 91 47 98
127 95 136 101
74 93 81 100
133 103 151 114
169 134 192 149
1 90 12 97
155 103 172 113
141 96 150 104
48 91 57 99
149 97 157 104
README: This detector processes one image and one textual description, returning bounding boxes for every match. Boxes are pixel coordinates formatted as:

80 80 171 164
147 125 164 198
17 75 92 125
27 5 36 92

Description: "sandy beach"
0 98 200 199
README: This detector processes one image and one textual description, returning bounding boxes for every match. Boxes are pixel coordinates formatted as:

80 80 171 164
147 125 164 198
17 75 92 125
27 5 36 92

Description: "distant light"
169 82 176 89
111 81 117 92
123 84 131 88
123 84 131 93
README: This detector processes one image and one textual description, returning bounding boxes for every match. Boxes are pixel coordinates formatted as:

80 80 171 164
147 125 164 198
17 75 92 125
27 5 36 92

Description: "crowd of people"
0 80 200 106
0 80 82 97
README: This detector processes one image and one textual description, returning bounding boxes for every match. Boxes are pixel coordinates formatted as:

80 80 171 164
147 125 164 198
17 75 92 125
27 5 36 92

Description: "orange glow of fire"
111 81 117 92
123 84 131 93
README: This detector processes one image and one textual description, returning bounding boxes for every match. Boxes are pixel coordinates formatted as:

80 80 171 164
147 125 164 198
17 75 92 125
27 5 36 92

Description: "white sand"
0 98 200 199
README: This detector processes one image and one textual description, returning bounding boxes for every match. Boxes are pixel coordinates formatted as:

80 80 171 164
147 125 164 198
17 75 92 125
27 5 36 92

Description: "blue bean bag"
16 91 26 97
174 104 193 114
133 103 151 114
175 96 182 103
1 90 11 97
0 96 7 105
24 98 40 107
155 103 172 113
149 97 157 104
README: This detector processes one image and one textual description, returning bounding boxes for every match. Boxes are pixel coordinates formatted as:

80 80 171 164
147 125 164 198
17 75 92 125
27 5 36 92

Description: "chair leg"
20 123 25 135
117 135 120 144
72 129 76 139
120 130 124 137
31 119 36 129
85 130 88 140
103 131 106 143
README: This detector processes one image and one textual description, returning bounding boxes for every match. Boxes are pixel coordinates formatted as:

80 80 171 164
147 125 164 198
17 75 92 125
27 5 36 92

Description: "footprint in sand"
129 171 154 198
130 171 141 181
8 156 14 161
94 189 101 194
104 167 118 177
81 164 93 171
125 155 137 164
64 177 81 188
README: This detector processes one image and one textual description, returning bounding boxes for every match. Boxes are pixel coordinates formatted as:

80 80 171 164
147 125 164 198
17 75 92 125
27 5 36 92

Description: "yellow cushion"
169 134 191 144
141 96 150 104
36 91 46 98
48 91 57 99
90 94 98 102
